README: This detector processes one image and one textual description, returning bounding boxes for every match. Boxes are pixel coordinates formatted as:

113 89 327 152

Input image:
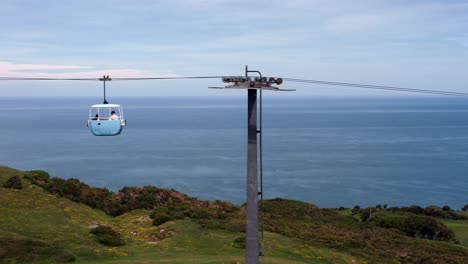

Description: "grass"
0 167 115 262
0 166 357 263
442 218 468 246
64 219 357 264
1 166 467 263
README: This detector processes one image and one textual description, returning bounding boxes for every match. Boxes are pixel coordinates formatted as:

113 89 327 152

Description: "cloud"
0 61 91 71
1 1 468 96
0 61 177 78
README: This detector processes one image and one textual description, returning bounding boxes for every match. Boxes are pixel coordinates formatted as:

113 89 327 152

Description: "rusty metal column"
246 88 259 264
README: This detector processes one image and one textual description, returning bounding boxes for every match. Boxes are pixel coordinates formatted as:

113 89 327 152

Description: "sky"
0 0 467 97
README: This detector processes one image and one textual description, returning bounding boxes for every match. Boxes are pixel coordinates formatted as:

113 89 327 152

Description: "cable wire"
1 75 467 97
0 76 223 81
284 78 468 97
113 76 224 81
0 77 98 81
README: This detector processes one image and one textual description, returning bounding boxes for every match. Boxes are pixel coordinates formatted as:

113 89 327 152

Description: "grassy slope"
442 217 468 246
0 167 357 264
0 167 114 260
1 166 467 263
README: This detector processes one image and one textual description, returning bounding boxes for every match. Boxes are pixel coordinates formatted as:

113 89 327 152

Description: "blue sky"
0 0 467 96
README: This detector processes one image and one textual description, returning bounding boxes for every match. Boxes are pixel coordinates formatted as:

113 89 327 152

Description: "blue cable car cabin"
87 104 126 136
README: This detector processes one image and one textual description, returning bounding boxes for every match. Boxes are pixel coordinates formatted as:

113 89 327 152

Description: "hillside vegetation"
1 166 467 264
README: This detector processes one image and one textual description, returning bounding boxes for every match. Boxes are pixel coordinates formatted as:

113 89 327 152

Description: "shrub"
45 178 84 202
423 205 465 220
149 202 191 226
360 207 376 222
90 226 125 246
351 205 361 215
24 170 50 187
25 170 50 179
81 187 118 215
149 199 241 228
368 212 456 242
424 206 446 218
152 212 172 226
402 205 424 215
383 205 465 220
223 218 246 232
22 171 241 219
232 236 246 249
3 176 23 189
25 172 119 215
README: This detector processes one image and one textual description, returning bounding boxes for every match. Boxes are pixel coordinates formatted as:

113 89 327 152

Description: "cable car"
87 104 126 136
86 75 126 136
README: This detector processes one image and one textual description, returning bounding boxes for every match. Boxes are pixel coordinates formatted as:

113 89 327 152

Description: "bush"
90 226 125 246
148 199 240 228
24 170 50 187
442 205 451 211
25 171 119 215
223 218 246 232
423 205 465 220
81 187 118 215
368 212 456 242
375 205 466 220
22 171 241 219
232 236 246 249
351 205 361 215
3 176 23 189
45 178 84 202
150 203 189 226
402 205 424 215
360 207 376 222
152 212 172 226
26 170 50 179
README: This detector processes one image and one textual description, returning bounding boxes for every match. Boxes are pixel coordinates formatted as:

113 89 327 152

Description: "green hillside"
1 166 467 263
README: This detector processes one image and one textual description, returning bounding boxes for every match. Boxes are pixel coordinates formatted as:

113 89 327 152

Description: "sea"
0 96 467 209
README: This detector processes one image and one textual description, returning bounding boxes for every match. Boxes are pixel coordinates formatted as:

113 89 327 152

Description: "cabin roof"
91 104 121 108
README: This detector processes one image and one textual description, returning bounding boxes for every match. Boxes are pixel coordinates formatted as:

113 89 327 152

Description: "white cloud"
0 61 91 71
0 61 176 79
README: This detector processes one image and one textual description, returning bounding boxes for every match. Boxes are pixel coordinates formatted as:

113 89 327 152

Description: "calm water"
0 96 467 209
